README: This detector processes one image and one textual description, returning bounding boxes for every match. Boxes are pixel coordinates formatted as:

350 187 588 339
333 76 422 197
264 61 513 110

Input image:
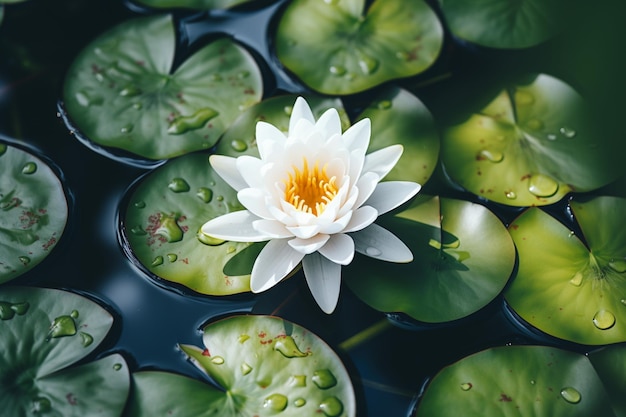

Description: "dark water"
1 0 625 416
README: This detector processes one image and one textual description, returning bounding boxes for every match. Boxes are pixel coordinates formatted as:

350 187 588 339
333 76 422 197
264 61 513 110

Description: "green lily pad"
415 345 616 417
356 86 439 185
122 151 252 295
442 74 620 206
133 0 261 10
345 195 515 323
215 94 350 158
504 196 626 345
588 344 626 416
0 141 68 284
275 0 443 95
62 14 262 162
438 0 571 49
0 286 129 416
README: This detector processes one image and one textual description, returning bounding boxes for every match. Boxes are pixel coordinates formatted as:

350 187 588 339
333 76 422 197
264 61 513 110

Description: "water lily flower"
202 97 421 313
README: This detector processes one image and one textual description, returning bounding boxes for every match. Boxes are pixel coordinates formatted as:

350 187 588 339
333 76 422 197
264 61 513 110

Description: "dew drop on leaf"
592 309 616 330
22 162 37 175
168 178 190 193
263 393 288 411
560 386 581 404
528 174 559 197
569 271 583 287
319 396 343 417
460 382 472 391
312 369 337 389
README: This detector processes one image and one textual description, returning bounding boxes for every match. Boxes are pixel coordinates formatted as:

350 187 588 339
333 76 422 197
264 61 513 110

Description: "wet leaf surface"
132 0 262 10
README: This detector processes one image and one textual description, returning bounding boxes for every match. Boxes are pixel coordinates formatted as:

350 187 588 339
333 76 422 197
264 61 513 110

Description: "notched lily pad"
132 0 263 10
275 0 443 95
121 151 252 295
415 345 616 417
505 196 626 345
128 315 355 416
62 14 263 163
442 74 620 206
0 141 68 284
0 286 129 417
345 195 515 323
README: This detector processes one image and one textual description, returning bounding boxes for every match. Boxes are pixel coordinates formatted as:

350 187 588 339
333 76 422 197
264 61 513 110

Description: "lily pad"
133 0 262 10
415 345 615 417
0 141 69 284
275 0 443 95
504 196 626 345
588 344 626 416
441 74 620 206
62 14 262 162
438 0 571 49
121 151 252 295
345 195 515 323
0 286 129 417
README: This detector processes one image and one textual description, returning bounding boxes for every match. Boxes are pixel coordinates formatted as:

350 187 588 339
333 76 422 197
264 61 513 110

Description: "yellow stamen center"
284 158 338 216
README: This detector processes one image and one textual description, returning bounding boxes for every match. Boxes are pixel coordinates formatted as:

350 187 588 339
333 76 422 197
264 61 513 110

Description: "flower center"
284 158 338 216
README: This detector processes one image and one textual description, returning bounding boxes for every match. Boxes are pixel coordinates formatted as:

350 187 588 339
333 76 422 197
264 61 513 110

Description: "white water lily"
202 97 421 313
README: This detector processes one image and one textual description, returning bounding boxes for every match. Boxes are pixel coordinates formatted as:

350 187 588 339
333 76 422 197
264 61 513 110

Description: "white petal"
343 118 370 153
236 156 264 189
237 188 273 219
251 240 304 293
318 210 352 234
348 148 365 185
302 252 342 314
315 107 342 137
252 219 293 239
318 233 354 265
286 224 322 240
363 144 403 180
269 204 297 227
201 210 269 242
209 155 248 191
343 206 378 233
351 223 413 262
256 121 286 160
289 97 315 135
353 171 380 209
365 181 421 215
288 233 330 254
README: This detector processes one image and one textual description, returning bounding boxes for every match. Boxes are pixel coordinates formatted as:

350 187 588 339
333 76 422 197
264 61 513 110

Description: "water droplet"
559 126 576 138
22 162 37 174
294 398 306 407
130 225 147 236
113 363 123 371
18 256 31 265
525 119 543 130
167 253 178 262
155 214 184 243
365 247 382 257
460 382 473 391
31 396 52 413
0 143 7 156
560 386 581 404
528 174 559 197
238 334 250 343
216 195 224 202
152 256 164 266
376 100 392 110
241 362 253 375
47 315 77 340
11 301 29 315
119 85 142 97
514 91 534 105
120 123 134 134
608 259 626 273
478 149 504 162
167 108 219 135
288 375 307 387
196 229 225 246
505 190 517 200
132 102 143 110
329 65 347 76
80 331 93 347
569 271 583 286
546 133 557 141
319 397 343 417
357 52 379 74
231 139 248 152
263 394 288 412
211 356 225 365
593 309 616 330
70 310 79 319
134 200 146 209
168 178 190 193
530 380 536 385
274 335 308 358
227 246 236 254
312 369 337 389
0 302 15 320
196 187 213 203
238 70 250 79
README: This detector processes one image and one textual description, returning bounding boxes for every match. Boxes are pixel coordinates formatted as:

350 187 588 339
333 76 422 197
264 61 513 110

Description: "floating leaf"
345 195 515 323
275 0 443 95
121 151 253 295
133 0 263 10
415 345 615 417
588 344 626 417
0 141 68 284
442 74 621 206
0 286 129 417
62 14 262 162
505 196 626 345
438 0 573 49
128 315 355 416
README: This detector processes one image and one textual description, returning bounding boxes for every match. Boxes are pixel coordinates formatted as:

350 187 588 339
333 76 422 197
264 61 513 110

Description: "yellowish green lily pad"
0 141 68 284
505 196 626 345
121 151 252 295
345 195 515 323
415 345 616 417
0 286 129 417
127 315 355 416
442 74 620 206
62 14 262 162
275 0 443 95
